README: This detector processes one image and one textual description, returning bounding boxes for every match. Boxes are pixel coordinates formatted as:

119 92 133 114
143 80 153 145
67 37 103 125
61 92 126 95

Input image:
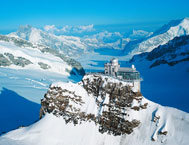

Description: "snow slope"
0 34 85 76
0 74 189 145
0 67 82 134
0 41 71 75
0 34 84 133
124 18 189 58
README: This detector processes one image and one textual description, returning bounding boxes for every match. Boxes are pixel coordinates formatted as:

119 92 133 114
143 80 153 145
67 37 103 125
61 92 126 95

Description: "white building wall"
133 81 140 92
105 59 141 93
119 81 140 93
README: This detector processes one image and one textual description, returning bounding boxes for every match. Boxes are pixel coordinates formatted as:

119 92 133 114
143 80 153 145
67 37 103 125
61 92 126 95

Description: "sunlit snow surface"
0 68 82 133
0 68 81 103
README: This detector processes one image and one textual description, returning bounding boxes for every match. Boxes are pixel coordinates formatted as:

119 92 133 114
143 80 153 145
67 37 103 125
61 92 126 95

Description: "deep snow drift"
0 74 189 145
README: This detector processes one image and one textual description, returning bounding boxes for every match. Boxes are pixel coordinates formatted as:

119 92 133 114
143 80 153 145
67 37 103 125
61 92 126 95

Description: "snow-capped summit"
9 25 43 43
124 18 189 58
152 19 186 36
0 74 189 145
8 25 89 57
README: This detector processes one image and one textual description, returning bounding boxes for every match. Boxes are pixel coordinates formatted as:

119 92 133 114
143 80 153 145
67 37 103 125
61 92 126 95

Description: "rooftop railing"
85 72 142 82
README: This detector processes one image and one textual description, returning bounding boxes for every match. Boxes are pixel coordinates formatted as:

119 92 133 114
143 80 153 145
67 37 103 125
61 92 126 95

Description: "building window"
117 72 140 80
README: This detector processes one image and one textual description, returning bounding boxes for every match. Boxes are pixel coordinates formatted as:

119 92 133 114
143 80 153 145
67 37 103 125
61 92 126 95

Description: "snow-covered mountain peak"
18 25 33 32
9 25 44 44
8 25 128 58
152 18 189 38
168 18 189 35
0 74 189 145
124 18 189 58
152 19 184 36
175 17 189 26
8 25 88 57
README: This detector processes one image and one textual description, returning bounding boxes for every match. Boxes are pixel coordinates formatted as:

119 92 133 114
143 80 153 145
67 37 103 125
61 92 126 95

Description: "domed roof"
110 58 118 65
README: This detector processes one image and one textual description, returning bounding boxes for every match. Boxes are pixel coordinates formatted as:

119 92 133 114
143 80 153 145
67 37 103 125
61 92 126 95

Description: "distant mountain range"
7 25 153 58
8 25 123 58
124 18 189 58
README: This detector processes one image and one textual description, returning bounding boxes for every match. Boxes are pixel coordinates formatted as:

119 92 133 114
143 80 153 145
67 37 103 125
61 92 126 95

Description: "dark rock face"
130 35 189 68
40 86 87 125
146 35 189 61
0 53 32 67
148 35 189 68
40 74 147 136
0 35 34 48
82 75 143 135
4 53 32 67
38 62 51 69
0 54 11 66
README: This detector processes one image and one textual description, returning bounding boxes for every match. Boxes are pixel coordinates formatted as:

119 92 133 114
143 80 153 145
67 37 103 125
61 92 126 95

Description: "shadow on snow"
0 88 40 134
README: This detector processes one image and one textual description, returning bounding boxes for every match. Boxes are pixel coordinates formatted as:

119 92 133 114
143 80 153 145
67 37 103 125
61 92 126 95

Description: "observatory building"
104 58 141 92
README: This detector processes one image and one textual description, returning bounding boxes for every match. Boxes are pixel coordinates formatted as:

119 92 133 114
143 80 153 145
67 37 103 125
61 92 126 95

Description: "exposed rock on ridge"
130 35 189 68
40 74 147 136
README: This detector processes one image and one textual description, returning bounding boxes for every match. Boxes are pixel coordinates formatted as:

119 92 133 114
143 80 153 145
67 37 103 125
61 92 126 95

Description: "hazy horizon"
0 20 172 35
1 0 189 32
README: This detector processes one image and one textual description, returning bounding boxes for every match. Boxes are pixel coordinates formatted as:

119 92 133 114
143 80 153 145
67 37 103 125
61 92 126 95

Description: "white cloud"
44 25 58 32
73 24 95 33
61 25 72 32
43 24 95 35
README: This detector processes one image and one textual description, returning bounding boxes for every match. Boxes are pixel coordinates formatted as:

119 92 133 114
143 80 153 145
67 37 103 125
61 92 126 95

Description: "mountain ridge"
130 35 189 68
123 18 189 58
0 74 189 145
0 34 85 76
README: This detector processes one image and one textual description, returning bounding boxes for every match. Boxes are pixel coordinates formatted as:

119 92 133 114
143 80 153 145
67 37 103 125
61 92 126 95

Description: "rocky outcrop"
0 35 35 48
0 53 32 67
130 35 189 68
0 54 11 66
4 53 32 67
40 74 147 136
38 62 51 69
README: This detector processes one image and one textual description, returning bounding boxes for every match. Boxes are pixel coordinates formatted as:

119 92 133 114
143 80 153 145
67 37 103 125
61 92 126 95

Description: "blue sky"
0 0 189 30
